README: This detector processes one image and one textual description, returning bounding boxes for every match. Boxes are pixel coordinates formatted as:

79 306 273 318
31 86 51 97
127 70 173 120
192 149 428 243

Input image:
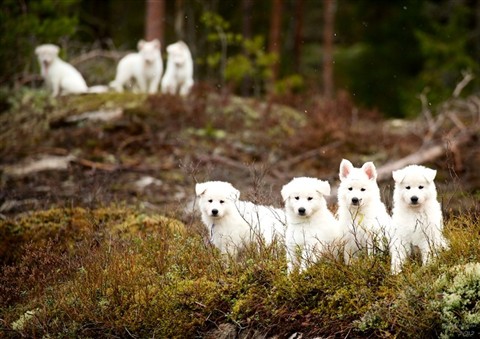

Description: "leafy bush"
0 0 80 84
199 11 278 94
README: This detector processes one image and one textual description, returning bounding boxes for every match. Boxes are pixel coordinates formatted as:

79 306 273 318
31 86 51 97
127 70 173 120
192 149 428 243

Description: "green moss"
2 202 480 337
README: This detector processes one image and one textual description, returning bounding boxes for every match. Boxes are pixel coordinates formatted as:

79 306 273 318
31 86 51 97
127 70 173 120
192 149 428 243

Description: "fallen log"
376 131 473 182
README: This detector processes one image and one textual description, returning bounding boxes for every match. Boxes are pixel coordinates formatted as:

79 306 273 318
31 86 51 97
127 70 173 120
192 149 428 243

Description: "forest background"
1 0 479 118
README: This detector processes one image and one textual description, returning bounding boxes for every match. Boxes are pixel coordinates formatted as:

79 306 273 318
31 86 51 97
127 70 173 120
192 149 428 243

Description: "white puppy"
161 41 194 96
196 181 285 257
337 159 393 260
281 177 345 273
110 39 163 94
35 44 88 97
390 165 448 273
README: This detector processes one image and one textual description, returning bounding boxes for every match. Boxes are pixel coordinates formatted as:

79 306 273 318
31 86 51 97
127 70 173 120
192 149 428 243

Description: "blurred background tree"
0 0 479 118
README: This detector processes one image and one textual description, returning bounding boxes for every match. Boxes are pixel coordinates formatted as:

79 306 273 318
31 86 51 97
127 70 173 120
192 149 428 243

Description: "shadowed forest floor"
1 87 479 218
1 87 480 338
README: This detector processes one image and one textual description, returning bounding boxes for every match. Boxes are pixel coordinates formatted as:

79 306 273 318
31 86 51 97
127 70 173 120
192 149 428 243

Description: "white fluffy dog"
337 159 393 260
161 41 194 96
110 39 163 94
281 177 345 273
196 181 285 257
35 44 88 97
390 165 448 273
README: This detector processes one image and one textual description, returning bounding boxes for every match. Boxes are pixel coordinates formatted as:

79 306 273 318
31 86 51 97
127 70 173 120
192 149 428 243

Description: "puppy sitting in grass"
281 177 344 273
196 181 285 257
35 44 88 97
337 159 393 262
161 40 194 96
390 165 449 273
110 39 163 94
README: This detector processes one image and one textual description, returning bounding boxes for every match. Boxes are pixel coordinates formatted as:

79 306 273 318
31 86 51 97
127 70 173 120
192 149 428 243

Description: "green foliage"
335 0 479 118
274 74 305 95
0 0 80 83
335 0 425 117
199 11 277 94
414 3 479 111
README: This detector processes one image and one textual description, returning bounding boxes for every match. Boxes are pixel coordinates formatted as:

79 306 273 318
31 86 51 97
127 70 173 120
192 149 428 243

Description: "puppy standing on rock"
161 41 194 96
35 44 88 97
110 39 163 94
196 181 286 257
390 165 448 273
281 177 345 273
337 159 393 260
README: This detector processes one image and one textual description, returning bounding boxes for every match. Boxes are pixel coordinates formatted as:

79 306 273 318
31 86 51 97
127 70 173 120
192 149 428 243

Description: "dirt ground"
1 87 479 221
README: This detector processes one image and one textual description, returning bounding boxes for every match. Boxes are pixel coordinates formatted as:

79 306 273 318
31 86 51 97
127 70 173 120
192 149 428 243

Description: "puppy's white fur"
161 41 194 96
110 39 163 94
35 44 88 97
390 165 448 273
281 177 344 273
337 159 393 260
196 181 285 256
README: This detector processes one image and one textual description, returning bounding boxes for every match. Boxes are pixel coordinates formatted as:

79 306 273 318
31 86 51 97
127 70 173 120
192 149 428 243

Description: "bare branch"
453 71 474 98
69 50 128 67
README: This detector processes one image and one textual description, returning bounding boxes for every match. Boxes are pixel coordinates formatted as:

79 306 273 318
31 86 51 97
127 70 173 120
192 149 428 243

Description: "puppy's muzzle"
211 209 219 216
351 197 361 206
298 207 306 216
410 196 419 205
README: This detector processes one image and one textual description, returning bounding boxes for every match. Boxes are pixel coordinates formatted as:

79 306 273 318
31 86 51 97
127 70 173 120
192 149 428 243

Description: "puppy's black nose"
211 209 219 216
410 196 419 204
351 197 360 205
298 207 306 215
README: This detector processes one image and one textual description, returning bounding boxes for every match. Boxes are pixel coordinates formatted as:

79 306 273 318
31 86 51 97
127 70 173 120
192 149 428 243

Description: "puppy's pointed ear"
339 159 353 181
362 162 377 181
152 39 161 48
137 40 146 50
423 168 437 182
195 183 207 196
392 169 404 183
316 180 331 196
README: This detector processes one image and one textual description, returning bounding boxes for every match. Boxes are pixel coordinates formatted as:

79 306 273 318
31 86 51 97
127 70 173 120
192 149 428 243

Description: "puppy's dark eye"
208 199 213 203
294 196 300 200
220 200 225 204
360 188 366 192
419 186 424 189
348 187 353 191
406 186 411 190
307 197 313 201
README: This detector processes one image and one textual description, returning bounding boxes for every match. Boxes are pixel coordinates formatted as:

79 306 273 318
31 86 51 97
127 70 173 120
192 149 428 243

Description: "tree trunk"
175 0 185 40
269 0 284 84
145 0 165 43
323 0 335 99
293 0 305 73
242 0 253 96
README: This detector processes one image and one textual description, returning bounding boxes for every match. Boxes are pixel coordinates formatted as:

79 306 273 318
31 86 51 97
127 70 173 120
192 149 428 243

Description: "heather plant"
2 207 480 337
433 262 480 338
